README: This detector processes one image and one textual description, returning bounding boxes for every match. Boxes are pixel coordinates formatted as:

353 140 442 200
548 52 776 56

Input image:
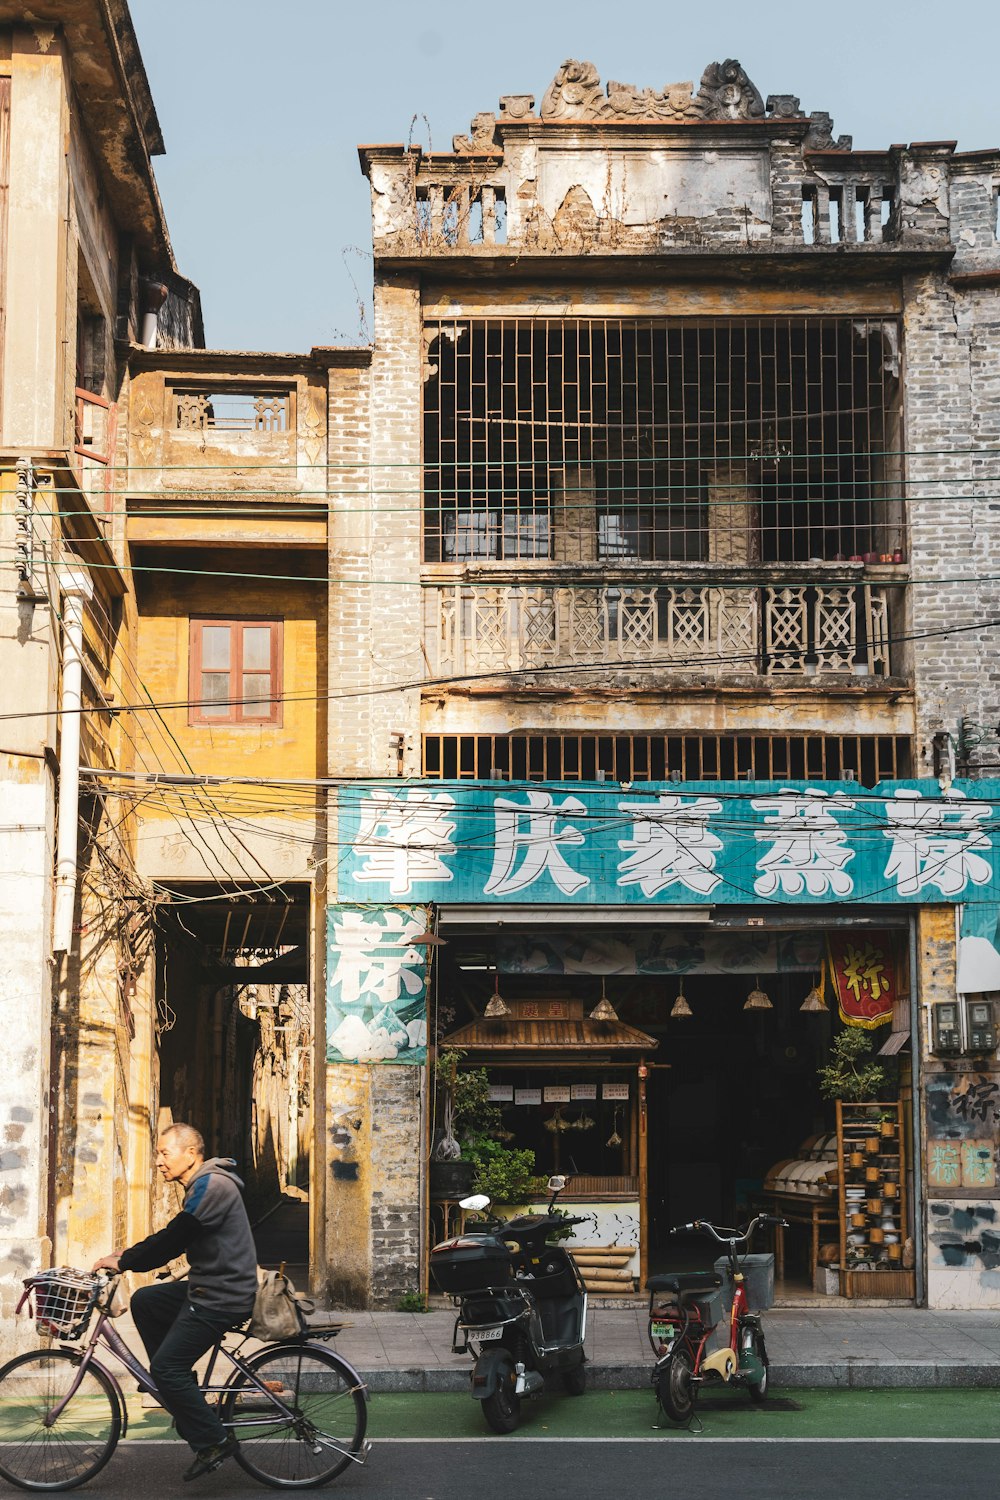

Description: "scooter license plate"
473 1326 505 1341
650 1321 677 1343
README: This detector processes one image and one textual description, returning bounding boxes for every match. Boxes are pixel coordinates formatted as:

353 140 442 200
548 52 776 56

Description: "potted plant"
431 1049 521 1199
817 1028 889 1103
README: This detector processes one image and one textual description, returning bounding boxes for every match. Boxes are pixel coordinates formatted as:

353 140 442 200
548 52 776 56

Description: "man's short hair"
160 1122 205 1156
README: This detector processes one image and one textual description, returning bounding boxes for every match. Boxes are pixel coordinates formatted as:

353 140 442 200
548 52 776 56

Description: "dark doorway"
155 883 312 1282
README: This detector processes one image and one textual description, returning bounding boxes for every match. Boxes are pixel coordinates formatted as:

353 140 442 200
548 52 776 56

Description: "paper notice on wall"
515 1088 542 1106
571 1083 597 1100
544 1085 571 1102
488 1083 514 1102
602 1082 630 1100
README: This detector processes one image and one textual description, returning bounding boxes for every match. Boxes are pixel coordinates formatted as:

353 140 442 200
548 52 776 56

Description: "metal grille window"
423 733 912 787
423 317 903 565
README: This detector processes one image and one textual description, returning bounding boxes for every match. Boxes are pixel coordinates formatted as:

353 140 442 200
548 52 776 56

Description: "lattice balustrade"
427 582 893 678
765 587 809 674
814 586 857 674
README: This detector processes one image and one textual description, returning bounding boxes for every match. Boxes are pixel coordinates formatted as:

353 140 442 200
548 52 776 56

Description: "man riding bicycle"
93 1122 258 1482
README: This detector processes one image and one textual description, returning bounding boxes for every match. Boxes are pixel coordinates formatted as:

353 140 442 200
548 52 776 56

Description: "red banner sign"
827 932 898 1029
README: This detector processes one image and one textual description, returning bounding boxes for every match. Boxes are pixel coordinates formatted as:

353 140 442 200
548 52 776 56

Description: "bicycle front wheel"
0 1348 120 1492
220 1342 367 1489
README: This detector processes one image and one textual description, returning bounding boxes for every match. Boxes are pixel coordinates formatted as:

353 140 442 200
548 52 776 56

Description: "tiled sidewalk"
324 1304 1000 1391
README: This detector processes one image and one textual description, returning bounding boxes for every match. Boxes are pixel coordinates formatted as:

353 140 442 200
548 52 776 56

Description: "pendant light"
670 976 693 1019
744 975 773 1012
483 964 510 1019
589 975 619 1023
800 971 828 1013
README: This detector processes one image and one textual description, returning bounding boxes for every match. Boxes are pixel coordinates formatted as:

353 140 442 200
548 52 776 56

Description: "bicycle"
0 1268 370 1491
645 1213 788 1424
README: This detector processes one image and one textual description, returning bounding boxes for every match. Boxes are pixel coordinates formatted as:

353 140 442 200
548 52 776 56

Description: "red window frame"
188 618 283 726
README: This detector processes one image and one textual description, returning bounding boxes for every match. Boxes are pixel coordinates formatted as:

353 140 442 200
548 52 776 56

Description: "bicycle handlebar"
669 1213 789 1241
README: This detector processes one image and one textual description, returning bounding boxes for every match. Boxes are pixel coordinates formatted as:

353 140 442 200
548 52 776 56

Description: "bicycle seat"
645 1271 722 1294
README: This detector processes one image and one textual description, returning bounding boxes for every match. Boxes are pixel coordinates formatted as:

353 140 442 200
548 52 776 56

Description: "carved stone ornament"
453 112 500 154
539 57 765 123
765 94 802 119
804 111 853 152
499 94 536 120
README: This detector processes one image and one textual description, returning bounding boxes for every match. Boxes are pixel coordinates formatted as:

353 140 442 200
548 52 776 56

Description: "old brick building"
323 58 1000 1309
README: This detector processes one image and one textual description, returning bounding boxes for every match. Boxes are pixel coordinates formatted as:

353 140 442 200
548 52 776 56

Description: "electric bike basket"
430 1234 511 1295
20 1269 97 1339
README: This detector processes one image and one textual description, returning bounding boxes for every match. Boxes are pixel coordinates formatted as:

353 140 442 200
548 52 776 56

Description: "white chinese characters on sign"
616 795 723 896
752 788 856 897
883 789 993 897
352 789 456 896
484 790 590 896
326 907 429 1064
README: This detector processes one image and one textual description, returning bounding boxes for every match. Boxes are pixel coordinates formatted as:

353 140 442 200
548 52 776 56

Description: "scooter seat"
645 1271 722 1295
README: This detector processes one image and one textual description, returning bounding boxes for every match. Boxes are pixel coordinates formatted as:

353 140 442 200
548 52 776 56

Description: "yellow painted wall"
134 547 326 781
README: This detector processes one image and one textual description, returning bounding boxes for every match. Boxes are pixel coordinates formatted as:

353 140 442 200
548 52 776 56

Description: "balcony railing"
426 580 892 678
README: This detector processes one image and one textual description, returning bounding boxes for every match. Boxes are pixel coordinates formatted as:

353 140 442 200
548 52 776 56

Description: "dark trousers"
131 1280 243 1451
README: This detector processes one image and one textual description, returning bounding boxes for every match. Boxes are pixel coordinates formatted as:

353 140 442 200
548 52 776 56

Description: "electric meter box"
932 1002 962 1054
966 998 997 1053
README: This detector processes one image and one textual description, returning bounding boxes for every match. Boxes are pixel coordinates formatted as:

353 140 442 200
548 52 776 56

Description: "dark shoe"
183 1435 239 1482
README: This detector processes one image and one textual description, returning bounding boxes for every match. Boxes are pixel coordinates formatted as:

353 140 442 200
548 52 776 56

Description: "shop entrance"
155 884 313 1282
434 915 915 1303
647 971 833 1265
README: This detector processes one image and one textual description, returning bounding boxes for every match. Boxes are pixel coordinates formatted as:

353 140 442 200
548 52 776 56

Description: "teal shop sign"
335 780 1000 909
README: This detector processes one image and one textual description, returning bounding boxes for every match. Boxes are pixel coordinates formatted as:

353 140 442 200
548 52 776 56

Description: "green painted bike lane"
120 1388 1000 1442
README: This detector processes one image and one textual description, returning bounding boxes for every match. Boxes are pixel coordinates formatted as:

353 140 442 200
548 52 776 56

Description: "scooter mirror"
547 1175 567 1193
459 1193 491 1212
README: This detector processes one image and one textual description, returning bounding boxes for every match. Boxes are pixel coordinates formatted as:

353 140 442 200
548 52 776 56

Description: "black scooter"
429 1174 588 1433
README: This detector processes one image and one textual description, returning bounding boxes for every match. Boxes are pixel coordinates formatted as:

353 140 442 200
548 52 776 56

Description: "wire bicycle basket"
18 1268 99 1340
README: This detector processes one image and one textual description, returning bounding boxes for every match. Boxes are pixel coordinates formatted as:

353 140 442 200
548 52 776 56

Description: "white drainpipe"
53 571 93 953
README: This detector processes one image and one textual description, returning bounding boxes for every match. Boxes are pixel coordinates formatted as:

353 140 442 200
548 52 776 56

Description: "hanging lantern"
589 975 619 1023
483 966 510 1019
800 971 828 1013
744 975 773 1012
670 976 693 1019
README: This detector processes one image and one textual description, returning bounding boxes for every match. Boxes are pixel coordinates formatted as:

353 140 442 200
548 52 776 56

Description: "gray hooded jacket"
119 1157 258 1316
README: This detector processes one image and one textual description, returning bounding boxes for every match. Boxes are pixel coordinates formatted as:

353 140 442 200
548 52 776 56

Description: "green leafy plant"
463 1134 542 1204
396 1290 428 1313
817 1028 889 1102
432 1050 503 1161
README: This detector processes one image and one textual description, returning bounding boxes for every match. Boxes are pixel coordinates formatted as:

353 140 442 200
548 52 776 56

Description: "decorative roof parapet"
449 60 853 154
539 58 765 123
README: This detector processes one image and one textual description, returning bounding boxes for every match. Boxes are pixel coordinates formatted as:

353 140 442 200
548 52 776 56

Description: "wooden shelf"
837 1099 910 1297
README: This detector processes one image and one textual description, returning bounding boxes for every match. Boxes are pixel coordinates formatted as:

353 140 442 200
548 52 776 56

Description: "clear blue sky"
128 0 999 353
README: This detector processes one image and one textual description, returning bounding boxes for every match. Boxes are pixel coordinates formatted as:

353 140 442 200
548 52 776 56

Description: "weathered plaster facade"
0 2 199 1352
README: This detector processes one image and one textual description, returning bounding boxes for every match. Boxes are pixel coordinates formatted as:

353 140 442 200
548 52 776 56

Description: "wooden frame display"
836 1099 914 1299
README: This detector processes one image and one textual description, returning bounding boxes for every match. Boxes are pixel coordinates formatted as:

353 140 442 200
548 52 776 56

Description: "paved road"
14 1438 996 1499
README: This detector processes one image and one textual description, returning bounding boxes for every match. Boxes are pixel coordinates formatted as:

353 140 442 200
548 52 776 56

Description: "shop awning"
441 1015 658 1053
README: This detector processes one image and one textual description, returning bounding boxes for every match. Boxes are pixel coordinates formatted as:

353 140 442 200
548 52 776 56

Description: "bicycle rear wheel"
0 1348 120 1492
220 1342 367 1489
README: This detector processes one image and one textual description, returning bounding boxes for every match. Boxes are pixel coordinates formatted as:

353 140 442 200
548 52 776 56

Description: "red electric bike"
646 1212 787 1423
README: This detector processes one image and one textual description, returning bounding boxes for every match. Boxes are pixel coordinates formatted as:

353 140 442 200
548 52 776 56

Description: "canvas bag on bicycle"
249 1265 315 1339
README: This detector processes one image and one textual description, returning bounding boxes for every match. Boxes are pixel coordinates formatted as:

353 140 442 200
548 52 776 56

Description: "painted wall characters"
326 906 430 1065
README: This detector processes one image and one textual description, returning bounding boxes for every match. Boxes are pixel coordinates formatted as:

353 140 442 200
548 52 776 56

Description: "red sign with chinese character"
827 932 898 1029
